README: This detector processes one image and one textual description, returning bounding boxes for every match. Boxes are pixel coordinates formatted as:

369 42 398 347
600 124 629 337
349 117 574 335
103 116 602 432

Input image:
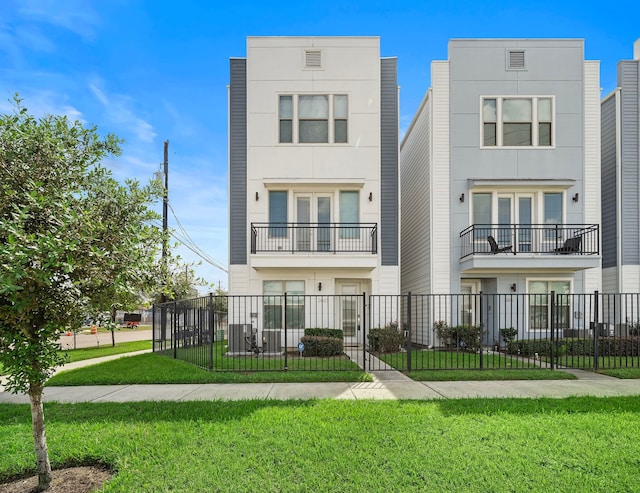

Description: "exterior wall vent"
305 50 322 68
507 50 526 70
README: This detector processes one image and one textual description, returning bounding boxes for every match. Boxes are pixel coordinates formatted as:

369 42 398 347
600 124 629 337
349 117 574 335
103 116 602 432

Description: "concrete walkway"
2 350 640 403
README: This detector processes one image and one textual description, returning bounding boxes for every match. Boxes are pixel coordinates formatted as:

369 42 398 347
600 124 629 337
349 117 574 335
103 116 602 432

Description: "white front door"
460 281 480 327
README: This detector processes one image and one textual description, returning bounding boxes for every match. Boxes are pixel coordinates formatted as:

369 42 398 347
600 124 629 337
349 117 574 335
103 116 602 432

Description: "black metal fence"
153 292 640 373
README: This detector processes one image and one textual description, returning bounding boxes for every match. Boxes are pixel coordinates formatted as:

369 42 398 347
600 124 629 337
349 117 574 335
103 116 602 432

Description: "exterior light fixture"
459 193 465 203
318 282 322 292
572 193 579 202
511 283 517 292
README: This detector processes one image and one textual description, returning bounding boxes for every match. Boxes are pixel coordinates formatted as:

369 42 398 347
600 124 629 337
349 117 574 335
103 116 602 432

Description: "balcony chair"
553 236 582 254
487 235 515 255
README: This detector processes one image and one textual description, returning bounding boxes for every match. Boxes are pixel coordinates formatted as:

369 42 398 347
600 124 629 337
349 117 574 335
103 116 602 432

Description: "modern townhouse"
400 39 602 343
227 37 399 349
601 39 640 294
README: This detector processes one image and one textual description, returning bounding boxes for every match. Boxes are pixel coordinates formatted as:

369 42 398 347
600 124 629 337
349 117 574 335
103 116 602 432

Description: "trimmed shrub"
434 321 482 352
506 339 564 357
368 322 406 353
499 327 518 346
510 337 640 358
304 328 344 340
300 335 343 357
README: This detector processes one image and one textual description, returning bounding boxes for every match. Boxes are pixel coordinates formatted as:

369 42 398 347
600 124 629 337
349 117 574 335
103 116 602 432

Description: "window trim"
480 96 555 149
278 93 349 145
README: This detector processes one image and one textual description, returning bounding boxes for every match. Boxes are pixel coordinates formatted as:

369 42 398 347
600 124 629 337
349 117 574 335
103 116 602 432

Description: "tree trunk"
29 384 52 491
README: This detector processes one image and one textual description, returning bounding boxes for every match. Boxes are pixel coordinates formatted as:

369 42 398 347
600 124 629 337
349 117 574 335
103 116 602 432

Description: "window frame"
480 96 555 149
278 94 349 145
526 278 572 332
263 280 305 330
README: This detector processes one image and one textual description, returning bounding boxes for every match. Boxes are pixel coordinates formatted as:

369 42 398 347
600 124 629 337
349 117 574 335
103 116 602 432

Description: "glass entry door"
338 282 361 342
296 194 332 252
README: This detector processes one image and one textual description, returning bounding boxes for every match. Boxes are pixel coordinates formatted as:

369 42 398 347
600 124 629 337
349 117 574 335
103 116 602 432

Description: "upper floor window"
482 97 553 148
279 94 348 144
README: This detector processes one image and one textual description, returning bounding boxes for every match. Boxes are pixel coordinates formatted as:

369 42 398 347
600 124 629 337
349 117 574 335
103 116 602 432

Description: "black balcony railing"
460 224 600 258
251 222 378 254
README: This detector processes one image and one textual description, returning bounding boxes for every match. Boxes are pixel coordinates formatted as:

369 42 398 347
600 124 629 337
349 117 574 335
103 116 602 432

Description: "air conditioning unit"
228 324 254 355
262 330 282 354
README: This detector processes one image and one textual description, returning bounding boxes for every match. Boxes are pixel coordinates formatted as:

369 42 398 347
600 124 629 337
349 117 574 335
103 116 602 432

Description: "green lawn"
598 368 640 379
47 353 371 385
60 340 152 363
2 397 640 492
158 341 362 372
378 349 543 371
406 369 576 381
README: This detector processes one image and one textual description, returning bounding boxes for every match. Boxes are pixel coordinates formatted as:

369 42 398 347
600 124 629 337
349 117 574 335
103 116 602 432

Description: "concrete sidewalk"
2 351 640 403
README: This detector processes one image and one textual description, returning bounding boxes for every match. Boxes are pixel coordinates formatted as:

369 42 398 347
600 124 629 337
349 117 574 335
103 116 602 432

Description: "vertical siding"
380 58 399 266
583 61 602 292
601 93 618 269
431 61 451 294
619 62 640 265
229 58 247 265
400 91 432 294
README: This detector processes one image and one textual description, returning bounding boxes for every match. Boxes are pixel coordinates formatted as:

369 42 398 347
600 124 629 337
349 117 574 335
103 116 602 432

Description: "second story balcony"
251 222 377 257
459 224 600 272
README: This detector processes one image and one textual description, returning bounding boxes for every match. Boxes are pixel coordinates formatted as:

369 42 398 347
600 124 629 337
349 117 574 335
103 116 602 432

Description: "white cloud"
17 0 101 40
89 81 157 143
0 88 85 122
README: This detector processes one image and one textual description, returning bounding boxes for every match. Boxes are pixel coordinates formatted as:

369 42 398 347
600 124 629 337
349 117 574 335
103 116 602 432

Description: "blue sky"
1 1 638 291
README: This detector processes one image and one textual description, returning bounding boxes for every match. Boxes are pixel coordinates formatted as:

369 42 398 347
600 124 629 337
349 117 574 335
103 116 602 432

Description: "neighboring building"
601 39 640 294
400 39 601 340
228 37 399 346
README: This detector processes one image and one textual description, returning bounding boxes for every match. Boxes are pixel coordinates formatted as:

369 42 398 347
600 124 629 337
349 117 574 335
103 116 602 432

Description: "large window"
279 94 348 144
528 280 570 331
482 97 553 148
263 281 305 330
269 191 288 238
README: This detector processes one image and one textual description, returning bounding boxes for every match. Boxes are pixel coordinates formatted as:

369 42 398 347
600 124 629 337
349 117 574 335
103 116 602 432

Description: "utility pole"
161 140 169 303
160 140 169 345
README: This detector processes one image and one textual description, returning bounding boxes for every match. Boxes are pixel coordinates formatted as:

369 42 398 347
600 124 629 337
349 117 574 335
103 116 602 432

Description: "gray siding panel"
380 58 399 266
229 59 247 265
601 95 618 269
619 62 640 266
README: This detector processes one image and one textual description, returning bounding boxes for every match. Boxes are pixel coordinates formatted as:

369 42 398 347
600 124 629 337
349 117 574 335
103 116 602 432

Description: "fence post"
550 291 555 371
362 292 367 372
173 301 178 360
284 292 288 371
593 290 599 371
407 292 412 373
479 292 484 370
152 304 156 352
208 293 214 370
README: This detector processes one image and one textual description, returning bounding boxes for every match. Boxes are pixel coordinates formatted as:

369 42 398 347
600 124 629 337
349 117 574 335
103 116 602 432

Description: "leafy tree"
153 256 203 302
0 97 163 490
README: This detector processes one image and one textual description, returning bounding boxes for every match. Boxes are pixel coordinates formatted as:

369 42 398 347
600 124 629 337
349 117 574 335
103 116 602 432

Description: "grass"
406 369 576 381
59 340 152 363
2 396 640 491
163 341 363 372
379 349 545 371
46 353 371 386
598 368 640 379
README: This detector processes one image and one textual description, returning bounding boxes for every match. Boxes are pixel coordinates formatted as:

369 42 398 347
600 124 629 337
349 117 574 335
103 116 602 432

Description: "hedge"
368 325 406 353
304 328 344 340
300 335 343 357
